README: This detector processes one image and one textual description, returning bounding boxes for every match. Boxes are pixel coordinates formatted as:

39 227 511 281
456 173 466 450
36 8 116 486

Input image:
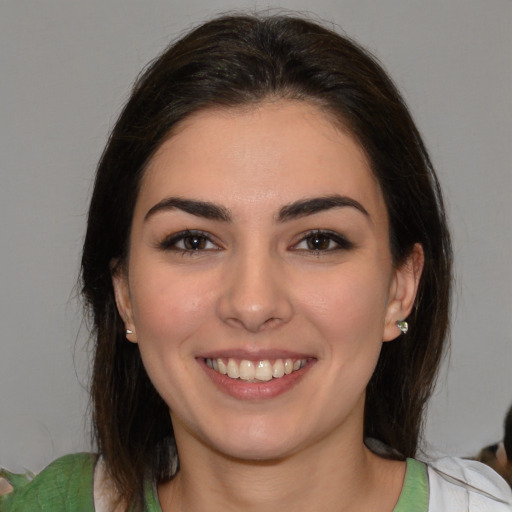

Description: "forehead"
138 101 385 219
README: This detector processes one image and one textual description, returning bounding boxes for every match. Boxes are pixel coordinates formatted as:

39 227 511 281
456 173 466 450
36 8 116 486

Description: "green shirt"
0 454 428 511
0 454 97 511
394 458 429 512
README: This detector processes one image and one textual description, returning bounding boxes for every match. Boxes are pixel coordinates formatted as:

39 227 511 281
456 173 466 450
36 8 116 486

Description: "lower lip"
199 359 315 400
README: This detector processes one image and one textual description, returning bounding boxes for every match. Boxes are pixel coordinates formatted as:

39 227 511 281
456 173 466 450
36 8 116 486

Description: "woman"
1 13 511 512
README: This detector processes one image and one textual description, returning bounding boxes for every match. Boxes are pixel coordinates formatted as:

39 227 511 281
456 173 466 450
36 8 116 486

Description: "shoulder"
425 456 512 511
0 453 96 511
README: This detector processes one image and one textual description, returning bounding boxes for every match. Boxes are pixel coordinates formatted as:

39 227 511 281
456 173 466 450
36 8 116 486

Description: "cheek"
129 266 216 348
299 266 390 338
128 267 218 410
295 264 391 395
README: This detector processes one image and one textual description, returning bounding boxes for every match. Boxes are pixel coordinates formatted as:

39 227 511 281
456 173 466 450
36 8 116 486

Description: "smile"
205 357 308 382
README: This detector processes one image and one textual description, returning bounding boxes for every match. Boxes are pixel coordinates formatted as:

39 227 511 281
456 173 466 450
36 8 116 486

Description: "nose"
217 248 294 333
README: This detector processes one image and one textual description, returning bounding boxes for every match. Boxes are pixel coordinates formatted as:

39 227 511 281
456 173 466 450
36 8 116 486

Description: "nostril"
261 317 283 329
224 315 284 333
216 262 294 331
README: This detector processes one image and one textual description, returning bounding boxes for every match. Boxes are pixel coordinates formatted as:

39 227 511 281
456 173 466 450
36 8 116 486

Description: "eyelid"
290 229 354 252
157 229 222 252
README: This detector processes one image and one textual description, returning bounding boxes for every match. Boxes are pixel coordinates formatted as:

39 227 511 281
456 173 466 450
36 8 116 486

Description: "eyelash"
158 229 353 255
291 230 354 253
158 230 220 253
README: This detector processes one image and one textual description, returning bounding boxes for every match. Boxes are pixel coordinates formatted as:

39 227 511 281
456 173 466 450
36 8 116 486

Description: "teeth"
272 359 285 378
218 359 227 375
205 357 308 381
227 359 239 379
239 360 255 381
255 360 273 381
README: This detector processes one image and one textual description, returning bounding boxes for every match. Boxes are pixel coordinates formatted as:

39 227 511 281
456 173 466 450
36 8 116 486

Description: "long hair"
81 14 452 509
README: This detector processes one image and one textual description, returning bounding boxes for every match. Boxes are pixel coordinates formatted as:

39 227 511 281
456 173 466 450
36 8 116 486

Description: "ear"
383 243 424 342
111 259 137 343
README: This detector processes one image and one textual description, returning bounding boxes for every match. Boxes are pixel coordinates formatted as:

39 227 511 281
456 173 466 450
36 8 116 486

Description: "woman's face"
113 101 420 461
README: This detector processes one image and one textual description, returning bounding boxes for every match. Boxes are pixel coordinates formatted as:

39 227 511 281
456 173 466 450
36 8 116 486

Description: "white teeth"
206 357 308 381
217 359 227 375
255 360 273 381
227 358 240 379
239 360 255 381
272 359 285 378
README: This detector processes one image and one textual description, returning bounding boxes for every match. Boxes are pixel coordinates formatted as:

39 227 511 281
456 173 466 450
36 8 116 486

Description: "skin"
113 101 423 511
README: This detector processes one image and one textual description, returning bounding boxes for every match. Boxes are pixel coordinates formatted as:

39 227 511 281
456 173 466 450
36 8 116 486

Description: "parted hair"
81 13 452 510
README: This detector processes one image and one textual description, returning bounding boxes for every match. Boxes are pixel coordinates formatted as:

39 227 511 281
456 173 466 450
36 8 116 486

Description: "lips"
199 353 315 400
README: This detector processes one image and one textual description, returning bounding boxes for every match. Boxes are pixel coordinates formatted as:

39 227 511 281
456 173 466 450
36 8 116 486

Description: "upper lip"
197 348 315 361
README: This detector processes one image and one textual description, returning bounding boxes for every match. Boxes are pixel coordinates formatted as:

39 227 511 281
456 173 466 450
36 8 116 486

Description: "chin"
217 438 298 463
201 416 310 463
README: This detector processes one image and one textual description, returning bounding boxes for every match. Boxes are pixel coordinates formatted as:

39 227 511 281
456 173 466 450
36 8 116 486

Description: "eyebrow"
276 195 369 222
144 197 232 222
144 194 369 223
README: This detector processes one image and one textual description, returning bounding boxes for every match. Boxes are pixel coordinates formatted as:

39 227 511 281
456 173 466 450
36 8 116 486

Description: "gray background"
1 0 511 472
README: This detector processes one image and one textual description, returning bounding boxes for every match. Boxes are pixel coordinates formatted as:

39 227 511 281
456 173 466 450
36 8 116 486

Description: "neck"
159 428 405 512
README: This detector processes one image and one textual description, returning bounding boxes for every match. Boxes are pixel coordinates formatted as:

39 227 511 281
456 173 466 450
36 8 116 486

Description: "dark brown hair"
81 13 452 509
505 405 512 461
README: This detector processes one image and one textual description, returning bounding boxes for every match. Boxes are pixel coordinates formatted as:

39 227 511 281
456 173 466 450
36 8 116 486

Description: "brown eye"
292 230 353 253
306 234 331 251
158 230 219 252
183 235 208 250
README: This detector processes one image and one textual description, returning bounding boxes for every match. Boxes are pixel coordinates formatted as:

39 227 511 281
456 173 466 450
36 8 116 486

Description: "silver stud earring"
126 329 133 335
396 320 408 335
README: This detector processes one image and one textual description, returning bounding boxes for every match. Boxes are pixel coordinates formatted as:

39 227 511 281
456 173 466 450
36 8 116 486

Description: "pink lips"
198 348 314 361
198 354 316 400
